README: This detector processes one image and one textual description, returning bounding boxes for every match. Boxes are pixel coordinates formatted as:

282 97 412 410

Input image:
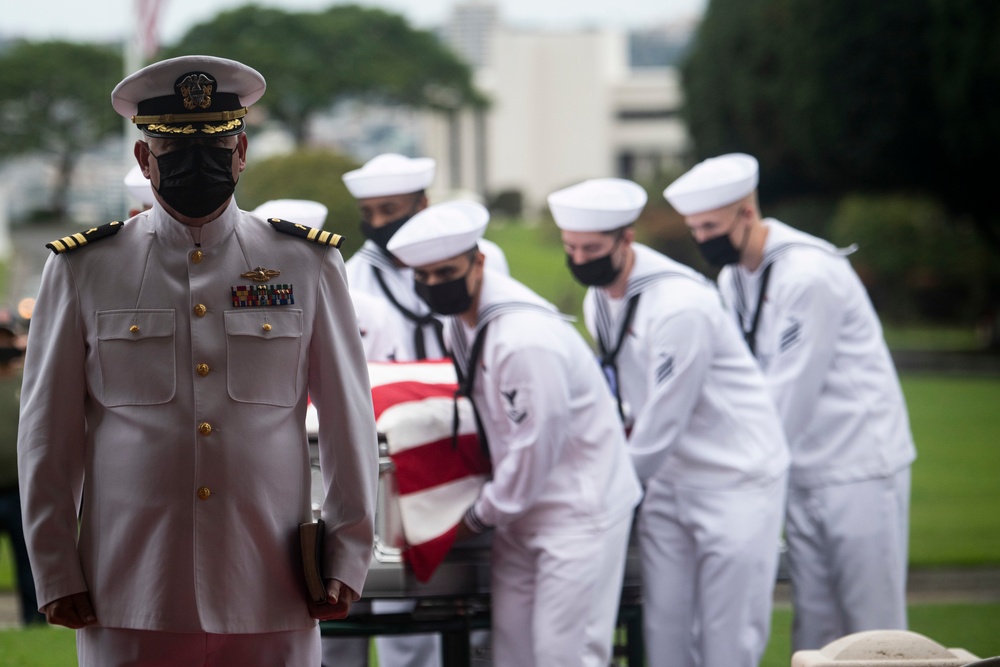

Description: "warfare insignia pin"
240 267 281 283
232 284 294 307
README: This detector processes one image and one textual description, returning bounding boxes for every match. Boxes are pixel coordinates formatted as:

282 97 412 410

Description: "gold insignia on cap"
178 73 214 110
202 119 243 134
241 267 281 283
145 123 197 134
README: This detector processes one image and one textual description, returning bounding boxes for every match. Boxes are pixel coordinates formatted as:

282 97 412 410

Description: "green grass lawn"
2 602 998 666
904 375 1000 566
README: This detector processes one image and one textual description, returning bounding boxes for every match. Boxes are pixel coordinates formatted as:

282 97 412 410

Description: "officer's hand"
42 591 98 629
307 579 356 621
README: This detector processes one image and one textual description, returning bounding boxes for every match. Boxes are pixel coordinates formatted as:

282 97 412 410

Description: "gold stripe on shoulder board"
267 218 344 248
46 221 124 254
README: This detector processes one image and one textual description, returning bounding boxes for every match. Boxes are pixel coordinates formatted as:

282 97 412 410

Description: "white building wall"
422 24 690 213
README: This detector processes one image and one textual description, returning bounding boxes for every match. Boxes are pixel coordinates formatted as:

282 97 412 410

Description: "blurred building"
420 1 696 212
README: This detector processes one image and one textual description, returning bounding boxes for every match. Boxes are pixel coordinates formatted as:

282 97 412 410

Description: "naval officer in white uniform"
387 200 642 667
551 178 790 667
665 153 916 651
17 55 378 667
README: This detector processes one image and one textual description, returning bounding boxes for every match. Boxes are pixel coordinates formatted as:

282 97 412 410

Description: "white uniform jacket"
346 239 508 362
718 219 916 488
350 289 406 362
584 244 789 489
453 271 641 534
18 201 378 634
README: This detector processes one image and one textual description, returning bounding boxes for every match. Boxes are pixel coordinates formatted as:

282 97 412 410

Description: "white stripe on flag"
378 397 476 454
399 475 490 545
369 361 457 388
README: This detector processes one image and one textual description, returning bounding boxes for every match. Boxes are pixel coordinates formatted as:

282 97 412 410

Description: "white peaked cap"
548 178 648 232
124 165 155 207
387 200 488 267
341 153 436 199
253 199 329 228
664 153 759 215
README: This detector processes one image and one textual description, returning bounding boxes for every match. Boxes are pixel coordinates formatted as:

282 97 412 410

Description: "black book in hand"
299 519 327 604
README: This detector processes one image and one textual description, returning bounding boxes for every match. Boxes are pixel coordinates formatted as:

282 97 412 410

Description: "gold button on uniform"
129 325 140 334
262 323 272 332
198 422 212 436
196 363 210 376
197 487 211 500
193 304 207 317
191 250 203 263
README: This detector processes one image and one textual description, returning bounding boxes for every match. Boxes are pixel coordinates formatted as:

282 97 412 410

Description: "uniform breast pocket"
97 310 176 406
225 309 303 406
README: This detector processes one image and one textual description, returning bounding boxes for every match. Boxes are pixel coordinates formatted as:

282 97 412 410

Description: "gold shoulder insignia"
267 218 344 249
46 221 125 255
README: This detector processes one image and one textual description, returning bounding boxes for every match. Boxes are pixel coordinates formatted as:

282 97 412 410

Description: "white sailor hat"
342 153 436 199
387 200 488 267
663 153 759 216
253 199 329 228
112 55 266 138
548 178 648 232
124 165 155 207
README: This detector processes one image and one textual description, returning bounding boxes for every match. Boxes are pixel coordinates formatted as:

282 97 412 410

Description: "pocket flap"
97 310 175 341
225 309 303 339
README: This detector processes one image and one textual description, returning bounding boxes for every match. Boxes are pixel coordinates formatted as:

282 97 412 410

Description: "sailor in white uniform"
665 154 917 651
387 201 642 667
551 178 790 667
342 154 508 362
254 199 404 363
341 155 507 667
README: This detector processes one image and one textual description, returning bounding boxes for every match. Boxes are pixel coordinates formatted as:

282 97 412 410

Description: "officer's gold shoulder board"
267 218 344 249
46 221 124 255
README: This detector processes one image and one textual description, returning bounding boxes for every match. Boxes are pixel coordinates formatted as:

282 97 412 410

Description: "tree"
166 4 485 145
0 40 123 218
926 0 1000 250
681 0 939 201
679 0 1000 244
236 148 365 257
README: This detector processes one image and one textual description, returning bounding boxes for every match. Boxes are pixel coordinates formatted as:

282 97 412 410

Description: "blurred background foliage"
1 1 999 345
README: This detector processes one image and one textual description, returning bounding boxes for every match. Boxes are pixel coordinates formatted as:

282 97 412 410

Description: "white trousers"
785 467 911 651
77 626 320 667
638 474 787 667
490 515 632 667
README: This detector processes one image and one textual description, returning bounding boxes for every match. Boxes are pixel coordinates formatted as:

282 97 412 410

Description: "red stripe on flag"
391 433 490 495
403 524 459 583
371 381 458 420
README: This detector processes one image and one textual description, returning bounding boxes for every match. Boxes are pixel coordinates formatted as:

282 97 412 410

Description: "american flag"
368 361 491 582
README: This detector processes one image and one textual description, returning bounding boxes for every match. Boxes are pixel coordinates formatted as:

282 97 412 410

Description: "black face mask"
152 143 238 219
360 215 412 258
0 347 24 364
415 272 474 316
696 234 742 267
566 237 623 287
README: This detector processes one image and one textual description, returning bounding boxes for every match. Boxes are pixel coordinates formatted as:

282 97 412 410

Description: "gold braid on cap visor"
132 108 247 134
